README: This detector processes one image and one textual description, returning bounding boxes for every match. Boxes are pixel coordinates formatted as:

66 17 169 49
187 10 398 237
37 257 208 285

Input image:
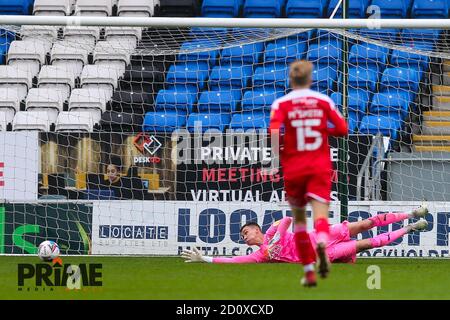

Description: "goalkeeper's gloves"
181 247 213 263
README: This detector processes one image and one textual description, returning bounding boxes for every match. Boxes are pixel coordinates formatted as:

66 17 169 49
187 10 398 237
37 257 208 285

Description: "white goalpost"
0 15 450 28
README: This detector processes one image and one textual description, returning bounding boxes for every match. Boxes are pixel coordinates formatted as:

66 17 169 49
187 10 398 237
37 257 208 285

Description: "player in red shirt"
269 60 348 286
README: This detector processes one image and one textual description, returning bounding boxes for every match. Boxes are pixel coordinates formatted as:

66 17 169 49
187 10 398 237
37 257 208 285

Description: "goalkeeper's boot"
301 270 317 288
412 205 428 219
408 219 429 232
316 242 330 279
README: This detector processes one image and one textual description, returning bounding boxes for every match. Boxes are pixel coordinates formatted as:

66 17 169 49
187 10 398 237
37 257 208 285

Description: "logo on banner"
99 225 169 240
0 162 4 187
133 133 162 164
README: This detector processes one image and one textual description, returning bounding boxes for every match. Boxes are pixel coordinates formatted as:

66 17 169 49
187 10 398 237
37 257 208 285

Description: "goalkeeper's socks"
314 217 330 245
368 212 410 227
369 228 408 248
294 225 316 265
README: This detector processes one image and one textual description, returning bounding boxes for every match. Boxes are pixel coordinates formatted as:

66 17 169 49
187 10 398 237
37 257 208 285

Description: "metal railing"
371 157 450 201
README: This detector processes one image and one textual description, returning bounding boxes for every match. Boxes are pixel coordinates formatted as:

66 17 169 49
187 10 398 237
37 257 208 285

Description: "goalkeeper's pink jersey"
212 217 301 264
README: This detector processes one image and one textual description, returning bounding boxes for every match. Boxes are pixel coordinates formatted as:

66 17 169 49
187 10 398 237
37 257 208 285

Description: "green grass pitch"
1 256 449 300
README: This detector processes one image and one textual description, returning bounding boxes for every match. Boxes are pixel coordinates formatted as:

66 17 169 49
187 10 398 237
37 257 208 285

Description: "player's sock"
294 225 316 266
369 228 408 248
303 263 315 272
314 217 330 245
368 212 410 227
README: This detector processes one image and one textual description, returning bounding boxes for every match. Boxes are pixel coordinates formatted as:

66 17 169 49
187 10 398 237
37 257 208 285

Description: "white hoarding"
349 202 449 258
92 201 340 255
92 201 450 258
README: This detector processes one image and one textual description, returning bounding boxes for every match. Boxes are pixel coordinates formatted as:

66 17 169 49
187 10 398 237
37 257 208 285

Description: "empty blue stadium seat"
370 92 411 119
330 92 361 133
187 113 231 132
332 89 371 115
243 0 283 18
348 67 378 92
351 29 401 42
209 65 253 89
230 112 270 131
371 0 409 18
166 63 209 92
155 89 197 113
295 30 315 42
412 42 435 52
173 60 210 73
327 0 368 18
349 43 389 70
330 92 341 105
221 42 265 65
264 38 307 65
0 29 14 64
307 42 342 67
346 112 361 133
253 65 289 90
380 67 421 93
0 28 15 49
312 66 337 94
189 27 229 38
286 0 325 18
359 115 401 140
242 90 283 111
197 90 240 112
411 0 448 19
202 0 241 17
0 0 33 15
350 42 390 55
177 41 220 67
390 48 429 71
349 89 371 114
143 111 188 133
316 30 343 43
379 87 416 109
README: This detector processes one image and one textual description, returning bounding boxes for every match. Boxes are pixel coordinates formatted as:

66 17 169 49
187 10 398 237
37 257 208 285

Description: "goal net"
0 19 449 258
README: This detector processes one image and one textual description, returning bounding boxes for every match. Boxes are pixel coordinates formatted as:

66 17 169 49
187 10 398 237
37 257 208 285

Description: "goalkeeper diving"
182 206 429 267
